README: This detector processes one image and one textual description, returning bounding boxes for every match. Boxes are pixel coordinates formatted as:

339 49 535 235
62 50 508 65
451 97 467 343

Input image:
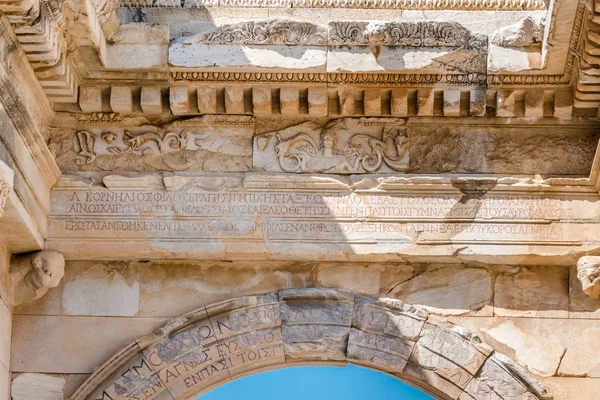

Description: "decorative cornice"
119 0 547 11
183 19 328 46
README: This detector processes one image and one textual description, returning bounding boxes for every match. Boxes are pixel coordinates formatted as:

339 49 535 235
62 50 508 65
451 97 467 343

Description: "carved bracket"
10 250 65 307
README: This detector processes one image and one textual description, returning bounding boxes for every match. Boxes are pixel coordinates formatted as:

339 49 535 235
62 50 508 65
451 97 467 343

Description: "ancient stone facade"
1 0 600 398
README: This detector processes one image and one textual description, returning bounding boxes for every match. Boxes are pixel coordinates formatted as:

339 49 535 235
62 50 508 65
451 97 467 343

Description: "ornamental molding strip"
70 289 551 400
118 0 548 11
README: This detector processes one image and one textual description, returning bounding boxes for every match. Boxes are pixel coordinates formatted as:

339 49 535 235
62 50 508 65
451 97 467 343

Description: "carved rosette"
0 160 14 217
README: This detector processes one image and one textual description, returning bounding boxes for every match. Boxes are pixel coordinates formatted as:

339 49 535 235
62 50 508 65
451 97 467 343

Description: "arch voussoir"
71 288 552 400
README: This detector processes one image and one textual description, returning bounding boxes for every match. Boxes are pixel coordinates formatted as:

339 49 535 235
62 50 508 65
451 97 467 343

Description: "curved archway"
71 289 552 400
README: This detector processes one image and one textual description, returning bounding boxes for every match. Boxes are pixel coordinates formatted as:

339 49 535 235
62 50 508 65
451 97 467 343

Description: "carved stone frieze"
328 21 485 48
183 19 328 46
0 160 14 217
577 256 600 299
10 251 65 307
119 0 548 10
52 116 253 172
253 118 410 174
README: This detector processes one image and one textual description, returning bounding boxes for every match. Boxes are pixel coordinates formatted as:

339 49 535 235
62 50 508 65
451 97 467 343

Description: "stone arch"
71 289 552 400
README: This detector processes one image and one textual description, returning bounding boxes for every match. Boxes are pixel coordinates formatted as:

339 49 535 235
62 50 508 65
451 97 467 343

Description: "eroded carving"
577 256 600 299
183 19 328 46
71 289 550 400
10 251 65 307
491 16 545 47
254 118 410 174
53 117 253 172
329 21 485 48
0 161 14 217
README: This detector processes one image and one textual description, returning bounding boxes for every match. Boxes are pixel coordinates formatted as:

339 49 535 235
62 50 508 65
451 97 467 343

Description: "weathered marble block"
253 118 409 174
407 323 492 397
352 296 428 341
280 288 353 362
347 328 414 373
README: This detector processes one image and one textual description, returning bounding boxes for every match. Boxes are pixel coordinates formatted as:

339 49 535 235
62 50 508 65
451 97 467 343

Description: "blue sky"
198 364 434 400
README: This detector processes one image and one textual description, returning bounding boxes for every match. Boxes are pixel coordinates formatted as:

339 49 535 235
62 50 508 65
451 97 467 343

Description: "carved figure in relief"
258 119 409 174
74 131 97 165
10 251 65 307
577 256 600 299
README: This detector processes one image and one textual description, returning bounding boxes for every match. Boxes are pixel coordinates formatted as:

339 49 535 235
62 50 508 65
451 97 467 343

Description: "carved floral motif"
183 20 328 46
254 118 410 174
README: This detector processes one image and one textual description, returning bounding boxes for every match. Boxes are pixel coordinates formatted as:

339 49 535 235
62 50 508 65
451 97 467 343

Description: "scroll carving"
253 118 410 174
0 161 14 217
183 19 328 46
490 16 545 47
10 251 65 307
329 21 485 48
577 256 600 299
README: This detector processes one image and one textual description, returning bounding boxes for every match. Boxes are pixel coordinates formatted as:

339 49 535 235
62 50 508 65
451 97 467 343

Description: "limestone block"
417 89 434 116
62 262 140 317
496 90 522 117
470 89 486 116
11 315 167 373
364 88 381 116
443 89 461 117
494 266 569 318
308 87 328 116
79 87 102 112
280 288 353 362
316 263 382 295
481 320 565 376
390 88 409 116
554 91 573 117
347 328 414 373
11 373 65 400
279 87 299 115
169 43 327 69
197 86 217 114
252 87 272 116
460 354 551 400
169 86 190 115
338 87 356 115
542 377 600 400
109 86 133 114
225 86 245 114
139 261 314 318
524 90 544 117
557 327 600 377
387 266 492 316
140 87 163 115
352 296 427 341
0 300 9 370
407 324 491 396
